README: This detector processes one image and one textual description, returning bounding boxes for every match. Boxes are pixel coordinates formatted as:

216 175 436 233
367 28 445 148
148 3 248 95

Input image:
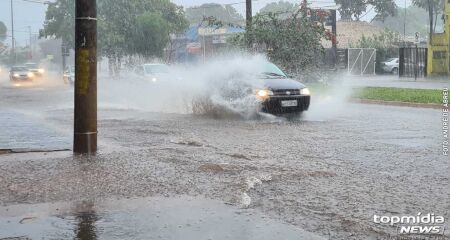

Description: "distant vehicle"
9 66 35 82
381 58 399 74
133 63 171 83
25 63 45 77
63 65 75 85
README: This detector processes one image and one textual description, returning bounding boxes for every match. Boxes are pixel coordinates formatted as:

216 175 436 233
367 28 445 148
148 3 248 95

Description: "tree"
40 0 188 75
412 0 444 37
40 0 75 47
229 10 328 75
335 0 397 21
259 1 299 19
132 13 169 57
185 3 244 26
0 21 7 42
374 6 433 37
97 0 188 74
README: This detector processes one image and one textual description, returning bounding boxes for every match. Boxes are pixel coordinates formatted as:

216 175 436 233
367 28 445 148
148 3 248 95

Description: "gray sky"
1 0 412 47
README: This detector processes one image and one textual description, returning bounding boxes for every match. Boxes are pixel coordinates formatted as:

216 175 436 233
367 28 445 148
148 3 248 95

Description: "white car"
381 58 399 74
133 63 171 83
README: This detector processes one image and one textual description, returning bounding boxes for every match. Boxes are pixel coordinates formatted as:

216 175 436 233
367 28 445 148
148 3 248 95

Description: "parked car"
133 63 171 83
63 65 75 85
25 63 45 77
9 66 35 82
381 58 399 74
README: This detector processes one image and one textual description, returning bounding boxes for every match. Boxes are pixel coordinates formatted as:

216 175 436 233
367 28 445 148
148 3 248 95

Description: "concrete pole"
28 26 32 60
10 0 16 64
74 0 97 154
246 0 252 48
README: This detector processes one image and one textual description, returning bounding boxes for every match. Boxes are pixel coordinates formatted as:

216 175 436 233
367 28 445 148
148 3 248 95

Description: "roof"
322 21 385 48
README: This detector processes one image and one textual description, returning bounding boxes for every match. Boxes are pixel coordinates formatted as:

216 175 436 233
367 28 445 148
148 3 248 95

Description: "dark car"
25 63 45 77
254 63 310 114
9 66 35 82
197 62 311 116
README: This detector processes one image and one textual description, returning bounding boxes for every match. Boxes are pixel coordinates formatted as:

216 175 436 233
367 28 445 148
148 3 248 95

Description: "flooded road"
0 79 448 239
0 197 324 240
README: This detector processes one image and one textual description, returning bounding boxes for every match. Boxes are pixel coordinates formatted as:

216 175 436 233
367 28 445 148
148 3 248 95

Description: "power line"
19 0 52 4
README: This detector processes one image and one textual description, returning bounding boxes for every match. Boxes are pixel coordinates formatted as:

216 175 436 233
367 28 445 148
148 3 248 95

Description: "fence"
399 47 427 78
347 48 376 75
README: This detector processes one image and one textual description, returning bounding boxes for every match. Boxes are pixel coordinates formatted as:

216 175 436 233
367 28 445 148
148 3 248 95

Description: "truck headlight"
38 69 45 73
13 73 19 77
27 72 34 78
300 88 310 95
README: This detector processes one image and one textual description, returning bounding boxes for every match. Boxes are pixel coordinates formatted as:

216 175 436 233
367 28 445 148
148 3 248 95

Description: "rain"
0 0 449 239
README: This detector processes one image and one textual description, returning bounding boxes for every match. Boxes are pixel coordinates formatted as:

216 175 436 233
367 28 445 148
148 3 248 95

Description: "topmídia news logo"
374 213 446 236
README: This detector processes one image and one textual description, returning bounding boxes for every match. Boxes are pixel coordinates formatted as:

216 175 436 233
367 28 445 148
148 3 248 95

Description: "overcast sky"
1 0 412 47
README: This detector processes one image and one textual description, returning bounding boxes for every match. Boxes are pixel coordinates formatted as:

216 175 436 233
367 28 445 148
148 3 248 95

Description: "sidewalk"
0 111 71 152
345 75 449 90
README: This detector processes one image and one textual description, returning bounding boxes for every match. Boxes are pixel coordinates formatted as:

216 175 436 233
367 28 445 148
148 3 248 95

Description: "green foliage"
229 10 327 75
0 21 7 42
0 48 31 66
259 1 299 19
412 0 444 11
356 29 400 49
185 4 244 26
352 87 442 104
374 6 433 37
335 0 397 21
41 0 188 59
355 29 400 73
40 0 75 46
132 13 169 57
412 0 444 33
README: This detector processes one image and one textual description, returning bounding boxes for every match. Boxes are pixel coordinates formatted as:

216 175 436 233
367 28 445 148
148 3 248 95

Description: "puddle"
0 196 324 240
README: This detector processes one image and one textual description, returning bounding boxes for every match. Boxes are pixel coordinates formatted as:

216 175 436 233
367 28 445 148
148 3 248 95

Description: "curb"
0 148 71 155
350 98 442 109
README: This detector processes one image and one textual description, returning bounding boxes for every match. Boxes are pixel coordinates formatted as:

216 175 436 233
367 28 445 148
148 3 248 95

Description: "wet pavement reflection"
0 197 324 240
74 201 98 240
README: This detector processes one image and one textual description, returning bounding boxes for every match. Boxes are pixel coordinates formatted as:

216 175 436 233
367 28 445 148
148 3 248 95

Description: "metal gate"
399 47 427 78
347 48 376 75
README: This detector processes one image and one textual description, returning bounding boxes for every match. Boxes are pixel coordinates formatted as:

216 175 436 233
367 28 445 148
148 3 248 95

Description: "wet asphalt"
0 77 448 240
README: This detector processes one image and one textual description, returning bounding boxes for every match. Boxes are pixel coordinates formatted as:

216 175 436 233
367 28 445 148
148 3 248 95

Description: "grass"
351 87 443 104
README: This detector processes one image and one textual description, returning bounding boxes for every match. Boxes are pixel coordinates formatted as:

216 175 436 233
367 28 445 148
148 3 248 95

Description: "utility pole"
74 0 97 154
427 0 434 43
10 0 16 64
246 0 252 48
403 0 406 46
331 9 337 68
28 26 32 60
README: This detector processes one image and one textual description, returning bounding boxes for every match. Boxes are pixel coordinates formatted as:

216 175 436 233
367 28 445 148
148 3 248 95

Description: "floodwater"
0 64 449 239
0 197 324 240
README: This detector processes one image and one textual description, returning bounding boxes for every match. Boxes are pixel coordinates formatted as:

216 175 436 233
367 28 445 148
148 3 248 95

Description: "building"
172 25 245 63
427 0 450 75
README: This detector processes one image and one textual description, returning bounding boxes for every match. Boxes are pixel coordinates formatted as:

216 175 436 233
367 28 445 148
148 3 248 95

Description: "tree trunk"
428 0 434 42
